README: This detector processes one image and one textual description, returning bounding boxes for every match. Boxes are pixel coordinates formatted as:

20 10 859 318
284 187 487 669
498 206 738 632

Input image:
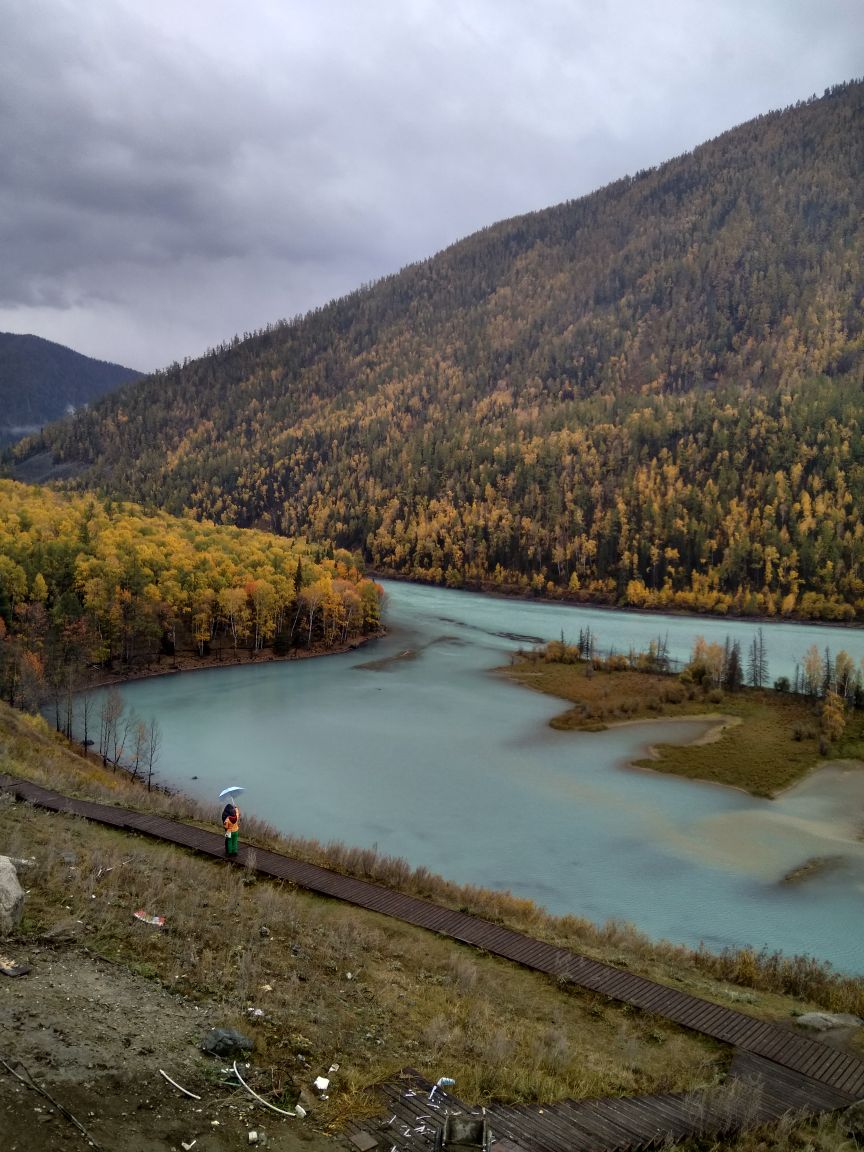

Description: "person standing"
222 801 240 857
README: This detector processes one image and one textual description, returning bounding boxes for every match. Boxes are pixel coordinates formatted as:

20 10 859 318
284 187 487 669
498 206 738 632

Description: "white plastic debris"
314 1076 329 1092
295 1104 306 1119
428 1076 455 1102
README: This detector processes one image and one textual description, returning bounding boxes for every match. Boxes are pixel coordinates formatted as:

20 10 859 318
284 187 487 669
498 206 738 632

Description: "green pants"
226 830 239 856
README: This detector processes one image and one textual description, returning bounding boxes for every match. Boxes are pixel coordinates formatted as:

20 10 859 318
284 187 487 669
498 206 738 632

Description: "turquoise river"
92 580 864 973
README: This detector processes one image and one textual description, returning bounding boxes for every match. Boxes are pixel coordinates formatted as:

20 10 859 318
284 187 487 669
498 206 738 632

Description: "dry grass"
0 800 723 1127
667 1107 861 1151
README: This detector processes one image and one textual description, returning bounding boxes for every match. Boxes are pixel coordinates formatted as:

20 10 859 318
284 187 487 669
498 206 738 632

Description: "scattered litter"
247 1008 264 1019
260 983 273 992
158 1069 201 1100
404 1089 417 1098
133 910 166 928
328 1063 339 1074
313 1076 329 1092
428 1076 455 1102
181 1142 197 1151
0 954 30 978
232 1061 297 1118
294 1104 306 1119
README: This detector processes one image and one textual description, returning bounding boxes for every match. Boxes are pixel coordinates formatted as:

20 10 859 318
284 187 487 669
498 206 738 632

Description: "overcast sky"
2 0 861 371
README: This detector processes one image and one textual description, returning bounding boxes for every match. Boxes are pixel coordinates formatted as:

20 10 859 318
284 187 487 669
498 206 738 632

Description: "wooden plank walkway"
2 772 863 1124
344 1063 857 1152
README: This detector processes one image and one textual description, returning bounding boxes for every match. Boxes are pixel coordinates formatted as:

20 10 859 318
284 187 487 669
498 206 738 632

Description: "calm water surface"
99 581 864 973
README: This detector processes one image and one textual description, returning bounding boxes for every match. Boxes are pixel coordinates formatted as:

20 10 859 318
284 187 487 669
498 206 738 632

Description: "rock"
297 1087 316 1110
200 1027 254 1057
0 857 25 936
795 1012 862 1031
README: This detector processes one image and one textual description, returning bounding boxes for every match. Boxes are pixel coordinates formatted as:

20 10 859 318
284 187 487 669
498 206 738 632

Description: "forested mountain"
19 81 864 619
0 332 140 445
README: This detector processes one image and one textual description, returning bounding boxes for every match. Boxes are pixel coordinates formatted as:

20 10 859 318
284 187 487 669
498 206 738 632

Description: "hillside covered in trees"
0 332 140 445
0 480 381 714
19 81 864 619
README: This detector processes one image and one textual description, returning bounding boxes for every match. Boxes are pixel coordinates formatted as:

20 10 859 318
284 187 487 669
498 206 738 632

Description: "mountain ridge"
0 331 141 444
20 79 864 619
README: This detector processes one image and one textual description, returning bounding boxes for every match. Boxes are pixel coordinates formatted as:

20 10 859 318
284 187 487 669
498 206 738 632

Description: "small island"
500 634 864 797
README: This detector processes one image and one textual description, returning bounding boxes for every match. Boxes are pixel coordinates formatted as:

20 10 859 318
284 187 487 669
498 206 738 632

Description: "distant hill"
24 80 864 619
0 332 140 444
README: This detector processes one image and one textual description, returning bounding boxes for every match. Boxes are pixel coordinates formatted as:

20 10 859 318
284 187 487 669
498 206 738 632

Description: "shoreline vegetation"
370 568 864 630
81 624 386 692
499 636 864 798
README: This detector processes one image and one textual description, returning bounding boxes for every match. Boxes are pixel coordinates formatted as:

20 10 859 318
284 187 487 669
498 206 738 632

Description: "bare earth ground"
1 944 339 1152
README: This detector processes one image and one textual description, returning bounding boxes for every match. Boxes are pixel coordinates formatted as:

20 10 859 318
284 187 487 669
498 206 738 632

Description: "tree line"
0 480 382 718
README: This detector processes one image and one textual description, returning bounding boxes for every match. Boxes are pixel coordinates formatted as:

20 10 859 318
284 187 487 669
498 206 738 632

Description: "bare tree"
78 688 94 754
99 687 125 767
145 718 161 792
129 717 148 782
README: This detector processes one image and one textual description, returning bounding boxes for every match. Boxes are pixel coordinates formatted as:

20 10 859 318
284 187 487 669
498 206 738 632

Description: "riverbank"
8 695 864 1005
81 629 386 692
369 568 864 630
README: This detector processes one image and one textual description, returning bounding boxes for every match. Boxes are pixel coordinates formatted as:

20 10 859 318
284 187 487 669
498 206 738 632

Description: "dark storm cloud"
0 0 861 368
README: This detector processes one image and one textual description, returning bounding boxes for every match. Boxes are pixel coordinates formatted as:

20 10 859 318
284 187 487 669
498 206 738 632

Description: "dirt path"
1 944 339 1152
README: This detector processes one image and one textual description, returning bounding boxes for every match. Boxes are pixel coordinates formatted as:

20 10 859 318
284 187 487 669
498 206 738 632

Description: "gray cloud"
0 0 861 369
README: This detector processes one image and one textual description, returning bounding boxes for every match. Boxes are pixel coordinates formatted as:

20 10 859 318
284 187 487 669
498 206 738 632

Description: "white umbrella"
218 786 245 800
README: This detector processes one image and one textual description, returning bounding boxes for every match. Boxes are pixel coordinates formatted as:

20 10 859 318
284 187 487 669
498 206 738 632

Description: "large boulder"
0 857 25 935
795 1011 862 1031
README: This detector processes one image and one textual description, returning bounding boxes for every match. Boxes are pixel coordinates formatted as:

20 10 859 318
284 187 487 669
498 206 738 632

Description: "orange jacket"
223 806 240 833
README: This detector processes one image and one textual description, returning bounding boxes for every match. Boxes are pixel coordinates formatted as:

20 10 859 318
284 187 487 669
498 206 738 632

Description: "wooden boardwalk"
345 1060 857 1152
2 772 861 1150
